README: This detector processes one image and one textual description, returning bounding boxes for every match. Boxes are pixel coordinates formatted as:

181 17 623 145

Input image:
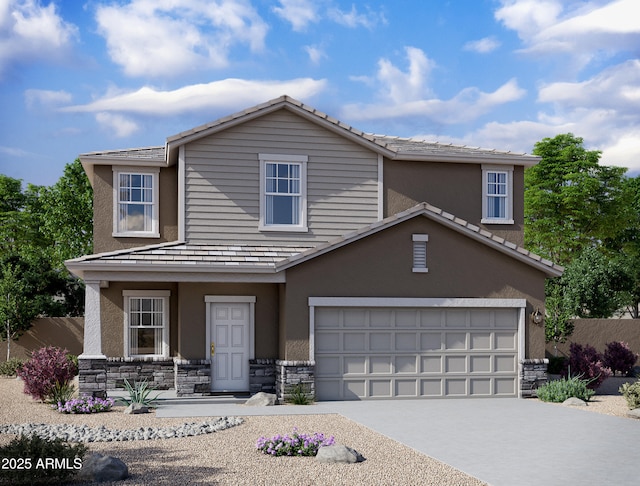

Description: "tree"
525 133 631 266
544 279 574 354
561 246 633 318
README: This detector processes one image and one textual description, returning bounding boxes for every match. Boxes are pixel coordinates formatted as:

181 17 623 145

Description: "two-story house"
66 96 562 401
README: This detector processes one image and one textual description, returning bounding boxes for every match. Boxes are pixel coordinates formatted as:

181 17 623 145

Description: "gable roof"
66 203 562 280
78 95 540 183
277 202 563 277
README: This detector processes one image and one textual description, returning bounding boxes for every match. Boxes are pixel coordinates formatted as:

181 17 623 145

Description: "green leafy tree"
525 133 631 266
561 246 633 318
544 279 574 353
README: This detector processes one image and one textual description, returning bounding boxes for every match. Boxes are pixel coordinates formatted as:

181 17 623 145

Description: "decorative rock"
124 403 149 414
316 444 363 464
563 397 587 407
244 392 277 406
627 408 640 419
77 453 129 482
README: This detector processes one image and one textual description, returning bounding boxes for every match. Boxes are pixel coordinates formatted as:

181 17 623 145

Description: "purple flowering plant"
256 427 335 457
54 395 115 414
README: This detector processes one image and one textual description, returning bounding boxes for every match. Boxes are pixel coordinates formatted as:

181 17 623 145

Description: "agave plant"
120 378 160 408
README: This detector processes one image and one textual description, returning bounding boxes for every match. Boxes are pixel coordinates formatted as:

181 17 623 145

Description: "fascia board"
392 153 541 166
80 269 286 284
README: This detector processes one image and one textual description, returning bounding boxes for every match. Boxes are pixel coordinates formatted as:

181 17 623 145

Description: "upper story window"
113 168 160 237
482 165 514 225
259 154 308 232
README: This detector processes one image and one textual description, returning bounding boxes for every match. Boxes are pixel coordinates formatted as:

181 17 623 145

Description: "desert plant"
0 434 87 485
47 381 76 405
564 343 611 390
17 346 78 402
287 382 312 405
256 427 335 457
0 357 24 376
536 374 595 403
54 395 115 414
619 381 640 410
119 378 160 407
603 341 638 376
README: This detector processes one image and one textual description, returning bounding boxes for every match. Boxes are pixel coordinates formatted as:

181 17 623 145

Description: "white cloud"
463 36 501 54
272 0 319 31
304 45 327 64
327 4 387 29
0 0 78 79
62 78 327 117
95 0 268 78
95 113 140 138
496 0 640 64
343 47 525 124
24 89 72 109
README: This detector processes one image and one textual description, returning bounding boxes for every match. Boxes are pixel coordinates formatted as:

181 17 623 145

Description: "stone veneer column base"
520 358 549 398
250 359 277 395
78 357 107 395
174 359 211 397
276 360 315 404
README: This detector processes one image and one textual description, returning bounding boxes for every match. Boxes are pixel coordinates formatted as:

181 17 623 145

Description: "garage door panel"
396 356 417 373
343 333 366 351
370 356 392 373
495 332 517 350
370 332 391 350
315 307 519 400
344 356 366 374
445 332 467 350
421 333 442 350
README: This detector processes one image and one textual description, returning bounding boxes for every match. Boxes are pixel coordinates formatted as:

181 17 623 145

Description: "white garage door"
314 306 520 400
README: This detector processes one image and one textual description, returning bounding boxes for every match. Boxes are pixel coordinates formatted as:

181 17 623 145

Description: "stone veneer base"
520 358 549 398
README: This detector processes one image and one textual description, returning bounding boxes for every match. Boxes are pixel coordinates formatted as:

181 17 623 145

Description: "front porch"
78 357 315 403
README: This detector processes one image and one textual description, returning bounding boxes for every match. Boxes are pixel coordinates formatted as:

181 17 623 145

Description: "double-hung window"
113 168 159 237
259 154 308 231
123 290 169 358
482 165 513 224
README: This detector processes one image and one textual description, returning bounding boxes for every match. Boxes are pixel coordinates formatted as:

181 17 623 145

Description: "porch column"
80 280 106 359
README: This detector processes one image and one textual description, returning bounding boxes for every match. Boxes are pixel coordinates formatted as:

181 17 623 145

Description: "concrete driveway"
156 397 639 486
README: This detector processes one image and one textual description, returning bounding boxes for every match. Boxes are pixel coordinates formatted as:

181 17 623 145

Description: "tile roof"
67 204 563 278
67 241 315 269
80 146 166 161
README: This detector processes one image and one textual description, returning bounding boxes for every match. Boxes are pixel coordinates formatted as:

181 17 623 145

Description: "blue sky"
1 0 639 186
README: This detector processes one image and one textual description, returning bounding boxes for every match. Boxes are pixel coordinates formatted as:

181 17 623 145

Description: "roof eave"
391 153 541 166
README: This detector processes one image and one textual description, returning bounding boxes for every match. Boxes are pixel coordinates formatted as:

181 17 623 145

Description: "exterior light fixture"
530 307 543 325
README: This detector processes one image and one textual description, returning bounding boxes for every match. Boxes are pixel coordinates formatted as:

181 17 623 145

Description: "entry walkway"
155 397 638 486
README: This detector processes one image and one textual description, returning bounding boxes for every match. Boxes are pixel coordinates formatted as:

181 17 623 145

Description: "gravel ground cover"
0 377 634 485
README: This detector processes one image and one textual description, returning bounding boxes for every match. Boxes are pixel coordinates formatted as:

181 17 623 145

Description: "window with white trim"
412 234 429 273
259 154 308 231
123 291 169 358
113 168 159 237
482 165 514 224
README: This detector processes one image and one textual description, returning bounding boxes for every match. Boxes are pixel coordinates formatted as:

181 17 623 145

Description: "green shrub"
619 380 640 410
547 356 566 375
0 358 24 377
47 381 76 405
286 382 312 405
0 435 87 485
536 375 595 403
119 378 160 408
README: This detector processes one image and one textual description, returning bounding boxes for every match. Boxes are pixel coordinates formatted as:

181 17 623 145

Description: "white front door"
209 301 251 392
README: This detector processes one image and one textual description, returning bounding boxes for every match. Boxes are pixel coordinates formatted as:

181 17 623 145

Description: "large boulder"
627 408 640 420
124 403 149 414
562 397 587 407
244 392 277 406
316 445 363 464
77 453 129 482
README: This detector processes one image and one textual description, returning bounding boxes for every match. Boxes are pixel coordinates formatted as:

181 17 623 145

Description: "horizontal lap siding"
185 111 379 244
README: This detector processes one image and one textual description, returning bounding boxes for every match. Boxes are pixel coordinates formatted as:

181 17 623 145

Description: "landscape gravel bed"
0 377 634 485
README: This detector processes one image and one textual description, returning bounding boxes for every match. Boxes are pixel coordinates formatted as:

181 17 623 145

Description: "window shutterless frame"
481 165 514 224
258 154 308 232
112 167 160 237
123 290 170 359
